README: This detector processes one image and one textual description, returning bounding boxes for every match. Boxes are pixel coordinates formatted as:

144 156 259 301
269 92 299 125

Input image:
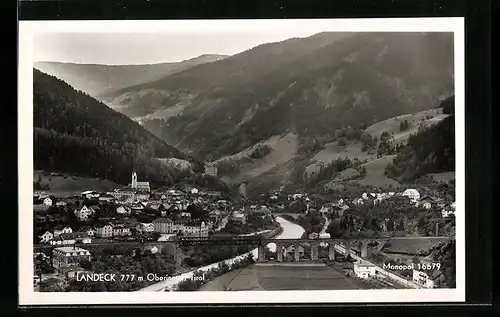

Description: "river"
137 216 304 292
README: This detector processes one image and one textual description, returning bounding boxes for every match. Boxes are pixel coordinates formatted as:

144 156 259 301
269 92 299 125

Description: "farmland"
198 263 361 291
382 237 451 255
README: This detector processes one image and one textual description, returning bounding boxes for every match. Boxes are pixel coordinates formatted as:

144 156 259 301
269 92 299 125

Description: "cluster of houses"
352 260 444 289
35 172 237 245
272 188 456 219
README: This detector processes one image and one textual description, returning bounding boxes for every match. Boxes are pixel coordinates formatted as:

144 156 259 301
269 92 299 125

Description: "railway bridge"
35 235 450 263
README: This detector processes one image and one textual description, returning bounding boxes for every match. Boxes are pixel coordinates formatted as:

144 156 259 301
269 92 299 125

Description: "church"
130 172 151 192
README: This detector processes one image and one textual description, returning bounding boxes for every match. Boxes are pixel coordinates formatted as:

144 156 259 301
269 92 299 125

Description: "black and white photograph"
19 18 465 304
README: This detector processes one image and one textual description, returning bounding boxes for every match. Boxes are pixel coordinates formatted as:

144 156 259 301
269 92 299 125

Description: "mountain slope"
106 32 454 162
34 54 228 98
33 69 195 187
385 96 455 183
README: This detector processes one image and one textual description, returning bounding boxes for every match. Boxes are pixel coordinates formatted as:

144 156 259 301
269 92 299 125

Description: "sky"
34 31 323 65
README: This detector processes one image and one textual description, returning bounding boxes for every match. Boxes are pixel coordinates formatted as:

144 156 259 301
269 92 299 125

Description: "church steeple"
131 172 137 189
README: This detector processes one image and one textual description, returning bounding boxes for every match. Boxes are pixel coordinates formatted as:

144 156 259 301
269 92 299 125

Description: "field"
305 140 375 177
382 237 452 255
214 132 299 184
199 263 361 291
364 108 449 146
351 155 399 188
34 170 122 197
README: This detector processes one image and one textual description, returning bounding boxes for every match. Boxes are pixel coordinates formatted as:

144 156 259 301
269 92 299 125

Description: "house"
191 188 199 195
232 211 246 224
442 209 455 218
182 222 209 237
112 223 132 236
152 217 175 234
353 262 377 279
50 234 76 246
43 197 53 206
81 191 99 199
137 223 155 233
55 201 67 207
74 205 95 221
94 223 114 238
53 226 73 237
130 203 145 213
52 246 91 269
64 232 91 244
136 191 150 201
39 231 54 243
98 193 116 203
78 226 96 238
412 269 444 288
208 210 222 223
60 266 90 279
157 233 177 242
116 205 131 215
180 211 192 218
401 189 420 202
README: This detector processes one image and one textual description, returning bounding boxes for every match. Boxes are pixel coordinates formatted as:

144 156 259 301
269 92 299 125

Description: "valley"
32 30 457 293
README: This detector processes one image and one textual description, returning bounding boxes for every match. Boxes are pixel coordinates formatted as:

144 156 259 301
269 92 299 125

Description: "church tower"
131 172 138 189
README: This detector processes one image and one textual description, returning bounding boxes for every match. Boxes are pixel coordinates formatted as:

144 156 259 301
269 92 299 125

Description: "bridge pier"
361 241 368 258
258 245 266 263
276 242 283 262
345 241 351 258
328 244 336 261
310 243 319 261
294 243 300 262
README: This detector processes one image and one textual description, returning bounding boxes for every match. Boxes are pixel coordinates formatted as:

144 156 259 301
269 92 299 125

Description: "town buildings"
131 172 151 192
412 269 444 288
52 246 91 270
354 261 377 279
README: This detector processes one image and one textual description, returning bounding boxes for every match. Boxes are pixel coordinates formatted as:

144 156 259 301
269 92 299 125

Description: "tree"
396 219 405 231
387 219 394 232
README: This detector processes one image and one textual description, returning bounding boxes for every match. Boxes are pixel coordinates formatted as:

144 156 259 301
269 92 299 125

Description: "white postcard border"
19 17 465 305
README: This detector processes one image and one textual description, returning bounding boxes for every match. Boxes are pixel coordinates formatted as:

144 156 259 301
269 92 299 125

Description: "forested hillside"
109 32 454 160
35 54 227 98
385 96 455 182
33 69 196 187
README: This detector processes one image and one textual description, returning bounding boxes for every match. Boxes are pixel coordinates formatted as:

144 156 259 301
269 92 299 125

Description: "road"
137 216 304 292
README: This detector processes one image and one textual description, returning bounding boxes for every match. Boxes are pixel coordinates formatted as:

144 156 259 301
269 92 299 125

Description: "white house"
116 205 131 215
81 191 99 199
43 197 53 206
137 223 155 233
95 223 113 238
353 262 377 279
402 189 421 202
79 227 96 238
412 269 443 288
442 209 455 218
421 202 432 209
50 234 76 246
55 201 67 207
362 193 369 200
190 188 199 195
74 205 95 221
39 231 54 243
54 226 73 237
